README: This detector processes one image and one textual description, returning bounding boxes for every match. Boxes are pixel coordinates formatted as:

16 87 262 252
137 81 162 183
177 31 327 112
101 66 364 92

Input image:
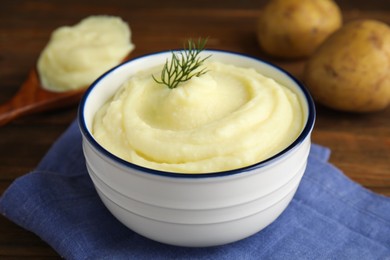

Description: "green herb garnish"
152 38 211 89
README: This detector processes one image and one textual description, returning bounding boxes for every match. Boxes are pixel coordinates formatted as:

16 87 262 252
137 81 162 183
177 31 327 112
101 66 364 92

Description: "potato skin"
257 0 342 58
303 20 390 112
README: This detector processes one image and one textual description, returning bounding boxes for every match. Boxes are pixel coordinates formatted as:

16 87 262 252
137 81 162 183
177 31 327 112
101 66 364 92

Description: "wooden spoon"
0 55 130 126
0 68 87 126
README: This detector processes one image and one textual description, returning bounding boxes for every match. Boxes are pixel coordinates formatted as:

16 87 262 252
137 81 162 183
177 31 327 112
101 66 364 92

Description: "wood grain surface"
1 0 389 257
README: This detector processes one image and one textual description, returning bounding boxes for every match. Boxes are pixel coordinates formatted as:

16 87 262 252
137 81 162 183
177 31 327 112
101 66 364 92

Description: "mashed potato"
38 15 134 92
93 61 304 173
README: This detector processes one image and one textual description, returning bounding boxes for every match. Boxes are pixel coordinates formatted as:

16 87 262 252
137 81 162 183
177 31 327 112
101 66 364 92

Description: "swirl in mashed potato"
93 61 304 173
38 15 134 92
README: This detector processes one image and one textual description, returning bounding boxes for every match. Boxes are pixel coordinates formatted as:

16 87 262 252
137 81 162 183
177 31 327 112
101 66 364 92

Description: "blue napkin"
1 120 390 259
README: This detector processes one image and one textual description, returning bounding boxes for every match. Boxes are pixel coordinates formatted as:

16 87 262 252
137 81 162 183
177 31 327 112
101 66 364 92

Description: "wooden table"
1 0 389 257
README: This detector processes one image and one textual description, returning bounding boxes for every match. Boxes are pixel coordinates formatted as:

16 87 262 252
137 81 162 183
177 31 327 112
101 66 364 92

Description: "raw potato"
303 19 390 112
257 0 342 58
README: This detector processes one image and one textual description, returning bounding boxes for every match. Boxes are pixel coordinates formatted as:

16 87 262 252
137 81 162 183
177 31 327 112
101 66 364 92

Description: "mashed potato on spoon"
37 15 134 92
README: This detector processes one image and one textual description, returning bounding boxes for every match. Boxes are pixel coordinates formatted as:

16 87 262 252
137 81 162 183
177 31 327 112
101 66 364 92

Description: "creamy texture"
37 15 134 92
93 62 304 173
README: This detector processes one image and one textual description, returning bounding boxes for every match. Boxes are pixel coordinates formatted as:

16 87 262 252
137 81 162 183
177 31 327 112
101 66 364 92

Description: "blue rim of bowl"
78 49 316 179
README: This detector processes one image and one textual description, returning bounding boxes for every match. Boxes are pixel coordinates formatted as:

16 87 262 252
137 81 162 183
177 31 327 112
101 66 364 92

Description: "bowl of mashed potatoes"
78 50 315 247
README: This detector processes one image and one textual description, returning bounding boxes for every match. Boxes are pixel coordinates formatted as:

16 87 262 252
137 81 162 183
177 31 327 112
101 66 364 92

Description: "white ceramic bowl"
78 50 316 247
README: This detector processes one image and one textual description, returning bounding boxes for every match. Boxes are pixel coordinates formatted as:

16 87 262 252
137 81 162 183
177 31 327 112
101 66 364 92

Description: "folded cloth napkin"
1 120 390 260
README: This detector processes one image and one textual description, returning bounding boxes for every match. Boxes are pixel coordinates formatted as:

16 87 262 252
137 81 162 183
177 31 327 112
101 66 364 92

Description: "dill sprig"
152 38 211 89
